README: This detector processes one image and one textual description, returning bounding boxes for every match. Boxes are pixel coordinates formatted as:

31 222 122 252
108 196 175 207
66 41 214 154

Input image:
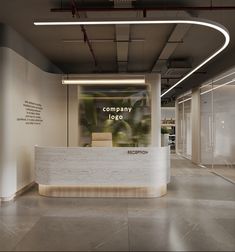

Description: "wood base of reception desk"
38 184 167 198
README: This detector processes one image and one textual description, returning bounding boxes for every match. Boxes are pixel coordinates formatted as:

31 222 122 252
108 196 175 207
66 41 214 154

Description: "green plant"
161 126 170 134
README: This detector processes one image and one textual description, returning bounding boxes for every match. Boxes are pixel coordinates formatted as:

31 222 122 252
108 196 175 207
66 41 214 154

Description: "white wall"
0 47 67 199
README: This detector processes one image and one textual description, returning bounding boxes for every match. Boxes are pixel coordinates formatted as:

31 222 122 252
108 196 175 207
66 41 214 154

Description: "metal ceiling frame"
70 0 98 66
50 6 235 13
34 18 230 97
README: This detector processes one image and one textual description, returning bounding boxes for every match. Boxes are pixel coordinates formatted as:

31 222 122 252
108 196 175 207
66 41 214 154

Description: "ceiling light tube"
178 97 192 104
200 71 235 89
62 79 145 85
34 19 230 97
200 79 235 95
177 90 192 99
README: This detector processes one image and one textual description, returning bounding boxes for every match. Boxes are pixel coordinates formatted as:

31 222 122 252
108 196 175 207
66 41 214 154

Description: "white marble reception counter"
35 146 170 198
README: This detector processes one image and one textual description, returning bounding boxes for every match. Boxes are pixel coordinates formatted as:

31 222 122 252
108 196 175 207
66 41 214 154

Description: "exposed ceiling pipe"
51 5 235 14
70 0 98 66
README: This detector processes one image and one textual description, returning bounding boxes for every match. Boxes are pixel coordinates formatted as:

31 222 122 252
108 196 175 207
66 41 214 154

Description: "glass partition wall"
176 70 235 182
200 74 235 181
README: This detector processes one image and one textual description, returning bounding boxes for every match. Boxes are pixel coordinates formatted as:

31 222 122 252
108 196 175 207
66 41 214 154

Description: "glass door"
212 76 235 181
177 94 192 159
200 82 214 168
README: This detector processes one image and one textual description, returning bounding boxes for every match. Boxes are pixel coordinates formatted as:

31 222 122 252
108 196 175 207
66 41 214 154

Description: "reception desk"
35 146 170 198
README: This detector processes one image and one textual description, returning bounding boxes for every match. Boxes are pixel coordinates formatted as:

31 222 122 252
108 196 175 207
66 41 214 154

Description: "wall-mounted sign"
17 100 43 125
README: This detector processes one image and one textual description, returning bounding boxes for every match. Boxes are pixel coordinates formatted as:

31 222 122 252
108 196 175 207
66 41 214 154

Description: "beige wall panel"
0 47 67 199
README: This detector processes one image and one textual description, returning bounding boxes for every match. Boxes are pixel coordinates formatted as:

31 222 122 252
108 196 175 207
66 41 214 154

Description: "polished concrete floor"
211 166 235 183
0 155 235 251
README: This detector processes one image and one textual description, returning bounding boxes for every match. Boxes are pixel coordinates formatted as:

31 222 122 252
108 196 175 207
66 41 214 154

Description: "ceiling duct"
163 60 192 77
152 23 191 74
115 24 130 72
164 67 192 77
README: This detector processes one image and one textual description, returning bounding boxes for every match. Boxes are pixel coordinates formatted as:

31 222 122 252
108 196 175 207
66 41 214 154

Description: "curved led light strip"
34 19 230 97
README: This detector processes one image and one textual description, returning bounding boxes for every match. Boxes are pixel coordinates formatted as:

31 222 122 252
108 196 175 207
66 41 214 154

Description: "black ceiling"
0 0 235 103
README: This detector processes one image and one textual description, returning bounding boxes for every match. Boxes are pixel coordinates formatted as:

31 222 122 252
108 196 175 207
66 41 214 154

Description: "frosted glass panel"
212 83 235 180
79 85 151 147
176 97 191 158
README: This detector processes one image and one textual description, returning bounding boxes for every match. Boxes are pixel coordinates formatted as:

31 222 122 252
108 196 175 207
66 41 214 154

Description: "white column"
191 87 201 164
146 74 161 147
175 99 179 154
